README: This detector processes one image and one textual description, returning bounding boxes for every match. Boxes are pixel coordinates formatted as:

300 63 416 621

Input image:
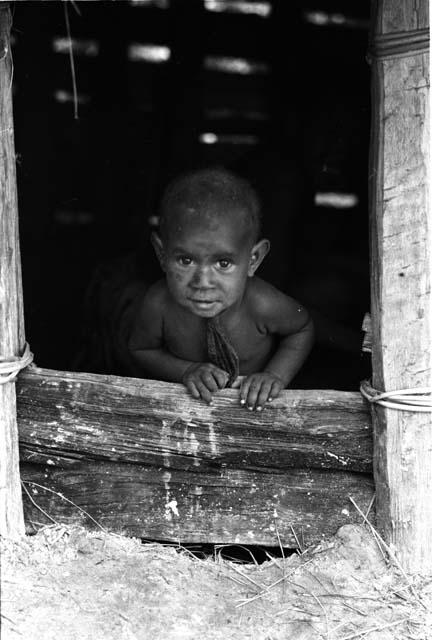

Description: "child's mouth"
191 299 216 305
190 299 219 310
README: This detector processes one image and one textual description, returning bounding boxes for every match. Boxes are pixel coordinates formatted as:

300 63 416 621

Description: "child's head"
159 167 262 244
153 168 270 318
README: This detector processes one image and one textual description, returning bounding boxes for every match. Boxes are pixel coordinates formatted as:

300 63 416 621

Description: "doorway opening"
13 0 371 390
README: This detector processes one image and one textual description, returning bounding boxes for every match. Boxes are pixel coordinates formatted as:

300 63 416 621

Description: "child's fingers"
239 376 283 410
255 381 275 411
239 377 252 406
212 368 229 389
187 381 201 400
202 372 219 393
269 380 283 401
244 378 262 411
194 380 213 404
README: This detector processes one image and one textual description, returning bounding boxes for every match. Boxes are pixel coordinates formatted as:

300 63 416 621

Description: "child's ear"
151 231 166 271
248 239 270 277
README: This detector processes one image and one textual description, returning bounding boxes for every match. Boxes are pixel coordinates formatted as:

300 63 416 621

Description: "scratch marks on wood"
17 368 375 544
17 368 373 474
326 451 349 466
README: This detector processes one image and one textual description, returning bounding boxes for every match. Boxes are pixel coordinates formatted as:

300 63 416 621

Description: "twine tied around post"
0 342 34 384
360 379 432 413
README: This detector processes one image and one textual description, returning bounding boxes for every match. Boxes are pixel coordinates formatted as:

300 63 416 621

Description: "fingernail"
240 399 246 405
248 406 253 411
268 397 273 402
257 406 262 412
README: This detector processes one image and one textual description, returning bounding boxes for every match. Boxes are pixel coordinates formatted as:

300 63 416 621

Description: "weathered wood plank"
0 4 25 538
20 460 374 546
369 0 431 572
17 367 373 473
375 0 429 34
17 367 374 545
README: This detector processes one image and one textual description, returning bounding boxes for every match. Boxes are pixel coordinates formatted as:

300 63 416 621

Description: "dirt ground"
2 523 431 640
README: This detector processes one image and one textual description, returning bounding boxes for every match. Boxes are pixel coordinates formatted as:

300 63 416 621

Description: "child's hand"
182 363 230 404
239 372 284 411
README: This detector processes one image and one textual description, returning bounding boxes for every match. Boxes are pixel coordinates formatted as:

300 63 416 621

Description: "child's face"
155 208 268 318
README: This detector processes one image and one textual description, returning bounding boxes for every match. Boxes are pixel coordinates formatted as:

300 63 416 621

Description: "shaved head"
159 168 262 243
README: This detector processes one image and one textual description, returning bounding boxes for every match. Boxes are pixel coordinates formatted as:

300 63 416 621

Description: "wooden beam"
369 0 431 573
21 461 374 547
17 367 373 546
17 368 372 473
0 4 25 538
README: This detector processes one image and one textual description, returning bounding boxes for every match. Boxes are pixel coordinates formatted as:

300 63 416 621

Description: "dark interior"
12 0 371 389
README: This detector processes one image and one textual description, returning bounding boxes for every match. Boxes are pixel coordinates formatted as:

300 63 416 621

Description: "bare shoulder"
129 279 168 348
246 277 302 313
137 279 168 314
246 277 311 334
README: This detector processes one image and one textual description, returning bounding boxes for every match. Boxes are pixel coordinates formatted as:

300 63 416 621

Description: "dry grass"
1 521 431 640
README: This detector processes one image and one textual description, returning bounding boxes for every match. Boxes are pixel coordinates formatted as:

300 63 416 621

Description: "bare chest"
163 311 275 373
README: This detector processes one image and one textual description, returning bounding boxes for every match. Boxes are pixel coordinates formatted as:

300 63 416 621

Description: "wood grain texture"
17 367 373 473
0 4 25 538
369 0 431 572
17 368 374 545
20 461 374 547
374 0 429 34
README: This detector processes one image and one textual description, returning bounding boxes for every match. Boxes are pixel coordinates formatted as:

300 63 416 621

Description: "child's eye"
217 259 232 270
178 256 193 266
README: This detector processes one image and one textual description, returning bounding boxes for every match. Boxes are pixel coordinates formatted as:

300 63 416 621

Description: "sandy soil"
2 524 431 640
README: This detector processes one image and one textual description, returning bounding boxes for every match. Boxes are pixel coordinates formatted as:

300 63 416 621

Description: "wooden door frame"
1 1 430 572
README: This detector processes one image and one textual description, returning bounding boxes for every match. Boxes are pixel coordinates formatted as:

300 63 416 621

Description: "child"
128 168 314 410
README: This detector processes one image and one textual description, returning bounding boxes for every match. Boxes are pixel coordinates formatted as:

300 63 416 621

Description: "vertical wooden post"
369 0 431 573
0 4 25 538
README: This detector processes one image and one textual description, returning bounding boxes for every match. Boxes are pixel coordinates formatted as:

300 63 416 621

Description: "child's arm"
128 285 228 403
128 283 189 379
240 286 314 411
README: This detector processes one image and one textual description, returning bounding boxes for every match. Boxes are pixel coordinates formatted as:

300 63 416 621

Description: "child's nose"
191 266 214 288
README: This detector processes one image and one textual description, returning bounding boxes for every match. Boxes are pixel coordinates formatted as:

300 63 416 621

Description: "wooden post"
0 4 25 538
369 0 431 573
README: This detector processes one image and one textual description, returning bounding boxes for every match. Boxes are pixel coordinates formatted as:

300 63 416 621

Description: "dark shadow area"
26 528 296 563
12 0 371 390
147 540 297 564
